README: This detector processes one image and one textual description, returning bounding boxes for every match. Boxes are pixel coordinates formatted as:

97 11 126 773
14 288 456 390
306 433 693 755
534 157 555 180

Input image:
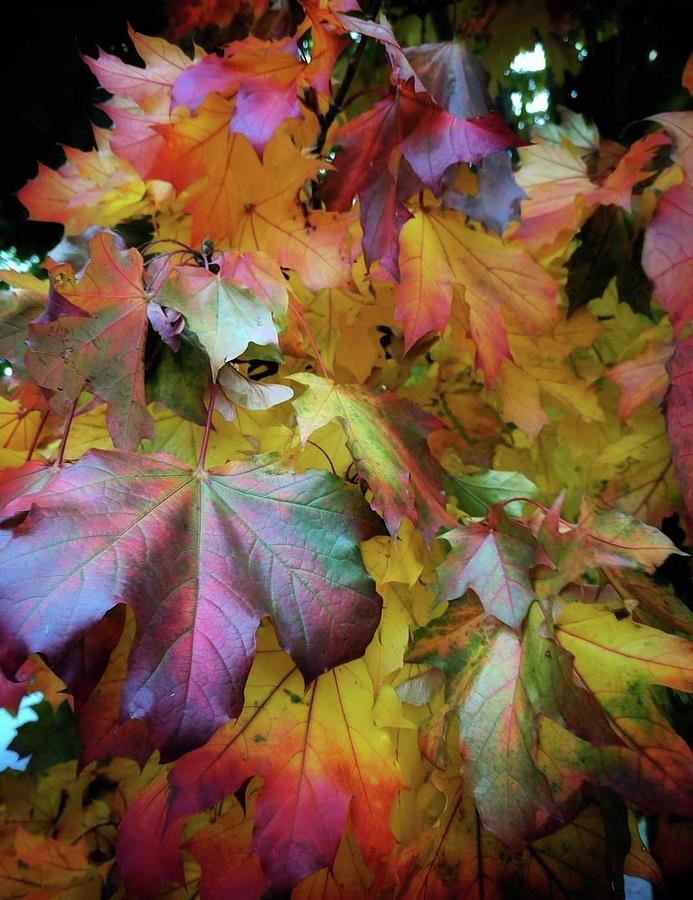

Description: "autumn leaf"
17 130 152 235
607 340 672 420
0 285 44 380
642 113 693 337
24 231 153 450
395 206 559 378
323 83 515 277
150 94 356 288
667 334 693 518
157 264 280 379
290 374 455 542
0 449 383 756
445 468 538 517
536 497 682 592
158 625 402 892
436 508 548 629
85 26 193 112
0 828 108 898
183 781 267 899
117 769 186 897
540 602 693 814
171 21 346 154
397 771 629 900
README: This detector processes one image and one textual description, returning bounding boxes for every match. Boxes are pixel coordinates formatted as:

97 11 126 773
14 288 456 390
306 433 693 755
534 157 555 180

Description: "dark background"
0 0 167 259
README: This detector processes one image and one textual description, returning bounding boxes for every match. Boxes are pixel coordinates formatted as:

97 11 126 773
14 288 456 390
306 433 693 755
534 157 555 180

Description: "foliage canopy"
0 0 692 896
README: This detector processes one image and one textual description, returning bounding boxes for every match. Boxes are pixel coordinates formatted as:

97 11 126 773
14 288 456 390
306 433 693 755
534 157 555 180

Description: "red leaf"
0 449 383 757
172 24 346 155
165 630 402 892
642 113 693 337
323 83 515 276
667 334 693 519
117 771 185 896
24 232 153 450
436 511 547 628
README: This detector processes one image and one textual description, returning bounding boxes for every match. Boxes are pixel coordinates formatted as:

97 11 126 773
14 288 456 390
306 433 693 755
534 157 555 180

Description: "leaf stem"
55 399 78 467
307 440 337 476
26 408 50 462
196 382 217 472
312 0 383 158
289 298 329 379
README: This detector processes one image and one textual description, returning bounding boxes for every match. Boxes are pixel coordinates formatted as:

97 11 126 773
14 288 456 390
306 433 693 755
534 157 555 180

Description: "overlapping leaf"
137 626 404 893
0 449 383 756
436 509 548 629
395 206 559 378
290 374 455 542
158 264 279 378
24 231 153 449
538 603 693 814
149 94 355 287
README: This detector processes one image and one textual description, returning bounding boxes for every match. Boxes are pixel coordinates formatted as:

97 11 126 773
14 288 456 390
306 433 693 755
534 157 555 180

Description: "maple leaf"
603 568 693 636
607 339 672 420
409 600 625 847
536 497 682 592
453 623 560 848
513 119 667 258
0 284 44 381
397 772 632 900
17 130 152 236
403 40 525 233
667 334 693 519
395 206 559 378
0 449 383 756
84 27 193 113
642 176 693 338
183 781 267 899
0 828 107 897
146 626 402 892
290 374 455 542
539 602 693 815
73 608 153 766
157 264 280 379
117 769 186 897
323 83 515 276
0 396 43 457
436 509 548 629
150 94 355 287
24 231 153 450
171 21 346 155
319 19 516 274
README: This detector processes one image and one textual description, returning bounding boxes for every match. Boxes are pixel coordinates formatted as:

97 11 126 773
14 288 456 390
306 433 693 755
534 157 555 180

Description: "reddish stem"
499 496 548 513
196 383 217 472
55 399 78 467
289 298 329 379
26 408 50 462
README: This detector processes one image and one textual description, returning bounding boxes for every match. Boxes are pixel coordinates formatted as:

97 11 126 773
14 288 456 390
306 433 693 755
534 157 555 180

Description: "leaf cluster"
1 1 692 896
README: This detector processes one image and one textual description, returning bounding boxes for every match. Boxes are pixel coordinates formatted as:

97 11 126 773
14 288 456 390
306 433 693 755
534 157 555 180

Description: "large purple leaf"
0 450 383 757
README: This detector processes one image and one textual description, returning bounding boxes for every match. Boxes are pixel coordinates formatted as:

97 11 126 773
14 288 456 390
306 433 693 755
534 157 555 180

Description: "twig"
288 298 329 379
196 383 217 472
55 399 78 467
26 408 50 462
312 0 383 158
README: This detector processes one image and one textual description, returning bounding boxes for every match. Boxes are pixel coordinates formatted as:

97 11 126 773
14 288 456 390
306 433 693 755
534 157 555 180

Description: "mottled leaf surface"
0 449 383 756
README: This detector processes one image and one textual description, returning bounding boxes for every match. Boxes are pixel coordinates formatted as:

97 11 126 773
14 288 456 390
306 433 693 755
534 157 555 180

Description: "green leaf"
446 469 538 517
9 701 80 773
146 328 211 425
